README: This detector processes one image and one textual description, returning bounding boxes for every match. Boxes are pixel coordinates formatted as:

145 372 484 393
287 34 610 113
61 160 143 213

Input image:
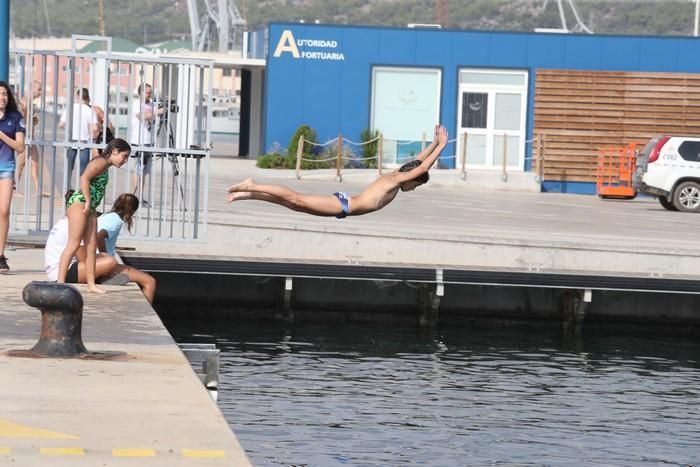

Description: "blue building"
258 23 700 193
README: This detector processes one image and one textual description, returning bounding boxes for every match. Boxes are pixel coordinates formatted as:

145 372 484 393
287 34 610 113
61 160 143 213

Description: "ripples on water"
165 320 700 466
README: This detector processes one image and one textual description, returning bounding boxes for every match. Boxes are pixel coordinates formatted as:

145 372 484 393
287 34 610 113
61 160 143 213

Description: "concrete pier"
0 248 251 466
5 158 700 464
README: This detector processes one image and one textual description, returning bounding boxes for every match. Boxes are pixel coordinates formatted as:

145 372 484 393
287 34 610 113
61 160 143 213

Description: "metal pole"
0 0 8 80
336 134 343 182
695 0 699 36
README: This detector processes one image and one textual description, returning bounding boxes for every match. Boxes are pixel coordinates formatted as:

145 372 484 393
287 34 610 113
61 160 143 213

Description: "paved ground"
113 157 700 279
0 248 251 466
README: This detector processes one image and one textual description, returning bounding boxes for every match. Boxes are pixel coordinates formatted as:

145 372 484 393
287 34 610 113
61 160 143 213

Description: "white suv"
636 135 700 212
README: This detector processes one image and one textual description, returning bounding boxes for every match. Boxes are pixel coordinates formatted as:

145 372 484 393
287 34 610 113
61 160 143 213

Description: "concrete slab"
0 248 251 466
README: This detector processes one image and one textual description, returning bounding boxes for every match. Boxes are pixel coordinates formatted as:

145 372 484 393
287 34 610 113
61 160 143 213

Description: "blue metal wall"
265 23 700 192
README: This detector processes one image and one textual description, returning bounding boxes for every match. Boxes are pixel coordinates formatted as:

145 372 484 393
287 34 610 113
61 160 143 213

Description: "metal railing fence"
9 42 214 241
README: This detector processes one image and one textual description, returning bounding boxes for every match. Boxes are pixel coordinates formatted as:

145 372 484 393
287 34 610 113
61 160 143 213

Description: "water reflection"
165 320 700 466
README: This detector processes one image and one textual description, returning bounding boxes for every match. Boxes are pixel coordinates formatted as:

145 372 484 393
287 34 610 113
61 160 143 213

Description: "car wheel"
672 181 700 212
658 196 678 211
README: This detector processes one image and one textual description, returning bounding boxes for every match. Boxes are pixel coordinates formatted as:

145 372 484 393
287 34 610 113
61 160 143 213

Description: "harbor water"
164 318 700 466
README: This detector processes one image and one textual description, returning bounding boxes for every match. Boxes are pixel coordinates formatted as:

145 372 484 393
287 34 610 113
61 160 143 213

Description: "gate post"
0 0 8 80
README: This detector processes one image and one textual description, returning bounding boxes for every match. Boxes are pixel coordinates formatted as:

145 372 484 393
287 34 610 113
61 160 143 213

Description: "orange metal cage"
596 143 637 199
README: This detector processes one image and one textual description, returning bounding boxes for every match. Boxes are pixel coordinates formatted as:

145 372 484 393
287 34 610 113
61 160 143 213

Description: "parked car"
635 135 700 212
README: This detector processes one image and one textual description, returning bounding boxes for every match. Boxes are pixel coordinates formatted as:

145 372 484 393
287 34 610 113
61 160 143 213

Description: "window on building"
462 93 488 129
371 66 441 166
457 69 528 169
222 69 233 77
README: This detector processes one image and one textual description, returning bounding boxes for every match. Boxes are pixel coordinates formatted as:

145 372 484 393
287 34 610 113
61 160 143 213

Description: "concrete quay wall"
0 248 251 466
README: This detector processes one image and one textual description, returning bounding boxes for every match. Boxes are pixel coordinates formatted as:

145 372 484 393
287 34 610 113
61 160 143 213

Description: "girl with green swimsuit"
57 138 131 293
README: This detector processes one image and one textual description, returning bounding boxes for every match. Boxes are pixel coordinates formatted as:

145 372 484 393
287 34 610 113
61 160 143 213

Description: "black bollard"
22 281 87 357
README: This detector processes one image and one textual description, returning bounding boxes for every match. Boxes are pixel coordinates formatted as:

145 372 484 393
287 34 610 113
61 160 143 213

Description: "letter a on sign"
273 30 300 58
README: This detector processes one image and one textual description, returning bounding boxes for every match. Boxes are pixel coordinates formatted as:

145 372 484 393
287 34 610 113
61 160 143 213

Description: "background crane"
186 0 247 52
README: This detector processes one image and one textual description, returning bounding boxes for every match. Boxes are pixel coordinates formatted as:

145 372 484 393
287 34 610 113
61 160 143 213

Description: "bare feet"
87 284 107 294
227 178 253 194
226 191 252 203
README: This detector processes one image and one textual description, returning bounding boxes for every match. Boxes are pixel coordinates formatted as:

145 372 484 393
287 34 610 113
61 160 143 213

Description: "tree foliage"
11 0 700 43
12 0 190 43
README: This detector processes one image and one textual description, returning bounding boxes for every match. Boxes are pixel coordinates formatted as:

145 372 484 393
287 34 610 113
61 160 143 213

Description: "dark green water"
164 319 700 466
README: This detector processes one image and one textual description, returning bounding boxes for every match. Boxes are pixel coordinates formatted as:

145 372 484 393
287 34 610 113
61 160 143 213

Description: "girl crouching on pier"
97 193 157 303
57 138 131 293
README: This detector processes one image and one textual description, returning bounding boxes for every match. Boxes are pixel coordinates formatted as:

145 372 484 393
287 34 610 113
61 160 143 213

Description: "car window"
678 141 700 161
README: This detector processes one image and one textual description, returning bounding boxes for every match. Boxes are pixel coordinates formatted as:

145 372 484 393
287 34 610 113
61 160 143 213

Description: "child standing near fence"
0 81 26 273
227 125 447 218
57 138 131 293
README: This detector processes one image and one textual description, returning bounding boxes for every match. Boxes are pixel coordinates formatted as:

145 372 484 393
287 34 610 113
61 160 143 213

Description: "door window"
457 69 528 170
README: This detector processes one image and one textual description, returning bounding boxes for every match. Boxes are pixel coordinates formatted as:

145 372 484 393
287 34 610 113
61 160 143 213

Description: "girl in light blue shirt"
97 193 157 304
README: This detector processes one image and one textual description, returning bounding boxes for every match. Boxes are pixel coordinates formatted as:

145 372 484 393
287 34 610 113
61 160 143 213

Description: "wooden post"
539 134 545 183
378 133 383 176
295 135 304 180
336 134 343 182
460 132 468 181
534 134 541 183
502 132 508 182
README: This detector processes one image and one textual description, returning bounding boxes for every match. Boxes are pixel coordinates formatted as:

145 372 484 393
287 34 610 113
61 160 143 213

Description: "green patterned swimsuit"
67 170 109 212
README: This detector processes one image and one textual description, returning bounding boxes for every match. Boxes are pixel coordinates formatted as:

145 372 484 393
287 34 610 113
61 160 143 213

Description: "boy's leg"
228 189 343 216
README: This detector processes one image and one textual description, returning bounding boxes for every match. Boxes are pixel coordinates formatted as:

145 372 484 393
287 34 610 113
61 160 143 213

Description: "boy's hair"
399 159 429 185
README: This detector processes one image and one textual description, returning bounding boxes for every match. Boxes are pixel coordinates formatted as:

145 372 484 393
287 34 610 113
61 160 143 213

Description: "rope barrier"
341 154 379 161
343 136 380 145
300 155 341 163
305 138 338 147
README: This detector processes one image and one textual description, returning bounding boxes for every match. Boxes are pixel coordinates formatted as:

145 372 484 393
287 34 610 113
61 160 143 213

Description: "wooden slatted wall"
534 69 700 182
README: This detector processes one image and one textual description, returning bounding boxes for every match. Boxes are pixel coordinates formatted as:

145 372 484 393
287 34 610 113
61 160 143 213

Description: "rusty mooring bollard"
8 281 125 360
21 281 87 357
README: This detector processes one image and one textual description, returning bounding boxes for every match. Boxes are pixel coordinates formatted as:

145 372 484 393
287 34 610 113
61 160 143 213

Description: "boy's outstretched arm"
419 125 448 170
395 126 448 182
415 124 440 161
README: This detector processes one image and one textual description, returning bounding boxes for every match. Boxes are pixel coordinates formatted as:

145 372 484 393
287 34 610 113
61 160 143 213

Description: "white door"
456 69 528 170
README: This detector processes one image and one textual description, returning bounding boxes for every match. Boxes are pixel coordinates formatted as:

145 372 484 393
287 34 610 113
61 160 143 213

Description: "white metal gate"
9 37 214 241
